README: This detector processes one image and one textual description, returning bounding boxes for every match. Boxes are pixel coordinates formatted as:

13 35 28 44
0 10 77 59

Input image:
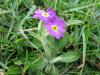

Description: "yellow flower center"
52 25 58 32
41 12 49 17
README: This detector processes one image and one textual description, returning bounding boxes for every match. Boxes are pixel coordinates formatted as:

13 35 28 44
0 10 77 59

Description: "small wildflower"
33 8 66 39
45 17 66 39
33 8 56 22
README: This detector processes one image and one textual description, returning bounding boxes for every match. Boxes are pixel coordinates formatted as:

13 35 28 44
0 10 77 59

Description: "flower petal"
34 10 45 14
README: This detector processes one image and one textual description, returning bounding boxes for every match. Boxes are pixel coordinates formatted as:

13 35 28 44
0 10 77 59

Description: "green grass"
0 0 100 75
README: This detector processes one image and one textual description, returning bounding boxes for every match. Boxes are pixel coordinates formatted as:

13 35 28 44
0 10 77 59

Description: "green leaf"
6 66 21 75
0 62 9 70
45 64 52 73
13 60 23 65
38 21 44 34
46 36 59 57
68 20 83 26
30 56 48 71
50 66 59 75
51 51 81 63
57 32 69 49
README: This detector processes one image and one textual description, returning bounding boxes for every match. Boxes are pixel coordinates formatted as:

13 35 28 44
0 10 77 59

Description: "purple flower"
33 8 66 39
45 17 66 39
33 8 56 22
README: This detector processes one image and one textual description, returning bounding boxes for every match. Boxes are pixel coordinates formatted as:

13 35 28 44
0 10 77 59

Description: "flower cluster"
33 8 66 39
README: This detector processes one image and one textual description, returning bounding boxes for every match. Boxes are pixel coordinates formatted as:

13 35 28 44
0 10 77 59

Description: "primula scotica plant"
1 0 100 75
31 8 81 75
